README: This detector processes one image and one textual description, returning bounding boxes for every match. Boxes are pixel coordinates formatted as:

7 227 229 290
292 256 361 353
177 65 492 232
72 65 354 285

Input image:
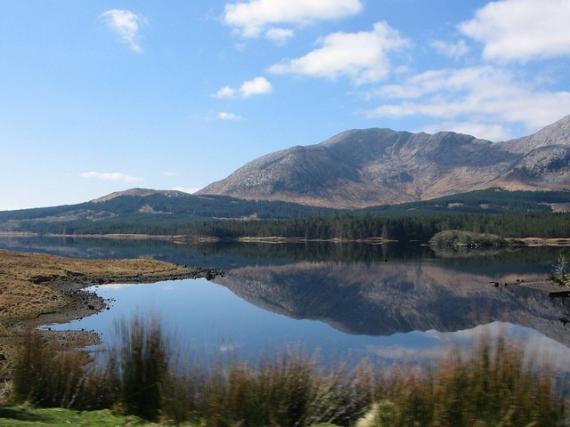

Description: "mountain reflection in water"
1 237 568 370
215 260 569 345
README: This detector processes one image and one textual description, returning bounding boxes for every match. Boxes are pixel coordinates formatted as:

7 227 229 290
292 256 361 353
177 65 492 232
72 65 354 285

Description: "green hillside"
1 188 570 239
366 188 570 214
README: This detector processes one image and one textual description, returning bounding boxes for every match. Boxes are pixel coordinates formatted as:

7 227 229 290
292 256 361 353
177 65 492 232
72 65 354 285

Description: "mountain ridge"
91 188 191 203
198 115 570 208
1 187 570 236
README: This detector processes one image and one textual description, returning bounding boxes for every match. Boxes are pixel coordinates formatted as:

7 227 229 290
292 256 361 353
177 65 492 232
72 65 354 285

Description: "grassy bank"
0 406 151 426
0 250 217 387
6 317 567 427
0 249 210 325
0 407 337 426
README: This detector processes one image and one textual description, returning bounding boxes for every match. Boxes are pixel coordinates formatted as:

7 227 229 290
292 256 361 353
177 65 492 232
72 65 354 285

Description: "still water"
1 237 569 370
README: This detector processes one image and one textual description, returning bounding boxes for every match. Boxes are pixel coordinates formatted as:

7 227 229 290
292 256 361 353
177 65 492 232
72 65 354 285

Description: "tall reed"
11 320 568 426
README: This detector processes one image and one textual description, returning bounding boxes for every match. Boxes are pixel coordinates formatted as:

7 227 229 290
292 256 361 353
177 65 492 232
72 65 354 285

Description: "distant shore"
236 236 396 244
508 237 570 247
2 231 570 247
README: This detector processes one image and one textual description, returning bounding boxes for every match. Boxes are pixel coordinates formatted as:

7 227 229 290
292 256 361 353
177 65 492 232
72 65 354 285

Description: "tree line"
21 211 570 241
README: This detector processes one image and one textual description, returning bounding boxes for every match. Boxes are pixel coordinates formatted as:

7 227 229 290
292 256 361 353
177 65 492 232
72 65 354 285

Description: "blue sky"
1 0 570 210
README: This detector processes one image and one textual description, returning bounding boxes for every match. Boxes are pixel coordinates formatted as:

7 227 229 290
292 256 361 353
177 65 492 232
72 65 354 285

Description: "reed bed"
11 318 567 427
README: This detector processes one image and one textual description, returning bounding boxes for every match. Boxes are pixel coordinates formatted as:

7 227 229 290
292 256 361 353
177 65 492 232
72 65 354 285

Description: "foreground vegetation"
6 318 567 427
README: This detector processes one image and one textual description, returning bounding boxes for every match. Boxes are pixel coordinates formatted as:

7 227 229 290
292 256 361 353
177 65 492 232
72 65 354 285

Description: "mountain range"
199 115 570 208
2 187 570 235
1 115 570 235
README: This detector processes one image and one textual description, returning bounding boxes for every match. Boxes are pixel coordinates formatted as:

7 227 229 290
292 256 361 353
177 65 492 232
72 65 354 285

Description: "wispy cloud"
224 0 362 39
269 22 409 85
367 66 570 132
431 39 469 59
214 76 273 98
101 9 146 53
265 28 294 44
460 0 570 62
215 86 237 98
420 121 513 142
218 111 242 121
80 171 143 183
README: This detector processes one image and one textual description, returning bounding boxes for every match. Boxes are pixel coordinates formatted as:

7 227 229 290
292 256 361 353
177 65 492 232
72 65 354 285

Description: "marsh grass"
370 337 565 427
11 319 568 427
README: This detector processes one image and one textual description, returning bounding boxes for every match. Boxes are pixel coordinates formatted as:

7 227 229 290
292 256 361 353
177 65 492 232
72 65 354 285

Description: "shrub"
110 316 168 421
369 336 565 427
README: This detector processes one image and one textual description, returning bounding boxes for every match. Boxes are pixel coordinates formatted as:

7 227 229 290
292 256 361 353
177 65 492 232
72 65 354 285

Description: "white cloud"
460 0 570 62
420 122 513 141
80 171 143 183
214 76 272 98
218 111 242 121
269 22 408 85
215 86 237 98
265 28 294 43
101 9 146 53
431 39 469 59
239 76 273 96
171 186 200 194
368 66 570 131
224 0 363 38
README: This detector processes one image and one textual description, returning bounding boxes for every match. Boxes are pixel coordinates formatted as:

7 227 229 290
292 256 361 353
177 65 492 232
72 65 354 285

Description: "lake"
1 236 570 372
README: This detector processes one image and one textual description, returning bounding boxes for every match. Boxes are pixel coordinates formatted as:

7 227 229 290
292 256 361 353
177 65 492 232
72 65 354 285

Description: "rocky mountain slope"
199 115 570 208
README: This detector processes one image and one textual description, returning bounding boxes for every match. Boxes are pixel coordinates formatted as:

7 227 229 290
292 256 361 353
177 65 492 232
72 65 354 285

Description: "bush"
430 230 509 251
110 317 168 421
13 333 90 408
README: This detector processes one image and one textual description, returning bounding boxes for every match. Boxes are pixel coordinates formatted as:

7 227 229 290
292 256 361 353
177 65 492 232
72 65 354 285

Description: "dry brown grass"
0 249 206 384
0 249 200 325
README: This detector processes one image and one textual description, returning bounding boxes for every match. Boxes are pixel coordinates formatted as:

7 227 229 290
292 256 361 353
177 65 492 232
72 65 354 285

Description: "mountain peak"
91 188 190 203
198 116 570 208
500 114 570 154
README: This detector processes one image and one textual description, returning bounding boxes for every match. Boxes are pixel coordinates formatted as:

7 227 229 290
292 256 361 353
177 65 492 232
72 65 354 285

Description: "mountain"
0 189 334 234
199 115 570 208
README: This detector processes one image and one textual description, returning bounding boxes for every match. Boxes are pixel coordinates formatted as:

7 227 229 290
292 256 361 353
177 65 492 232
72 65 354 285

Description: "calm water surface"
1 237 569 370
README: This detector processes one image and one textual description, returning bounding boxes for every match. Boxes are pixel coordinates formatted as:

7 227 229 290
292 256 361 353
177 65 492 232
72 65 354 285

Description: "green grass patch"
0 406 339 426
0 406 151 426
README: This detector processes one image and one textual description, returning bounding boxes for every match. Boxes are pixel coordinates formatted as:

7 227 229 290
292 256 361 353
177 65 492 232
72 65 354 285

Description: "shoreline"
508 237 570 247
236 236 397 244
0 231 215 243
0 250 222 375
2 232 570 247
